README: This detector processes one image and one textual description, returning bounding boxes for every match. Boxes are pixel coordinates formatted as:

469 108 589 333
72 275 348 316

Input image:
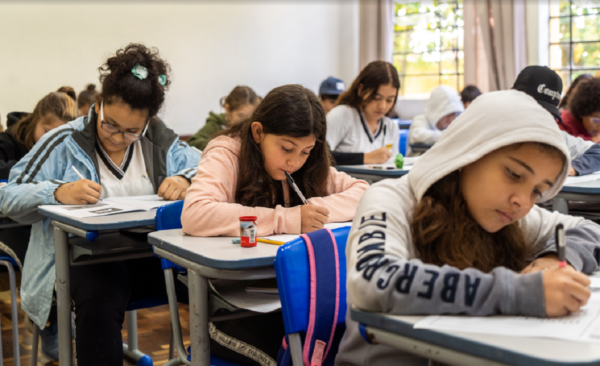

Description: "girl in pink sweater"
182 84 369 238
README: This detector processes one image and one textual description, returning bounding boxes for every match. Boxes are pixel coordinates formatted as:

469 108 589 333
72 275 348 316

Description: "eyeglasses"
590 117 600 126
100 102 144 142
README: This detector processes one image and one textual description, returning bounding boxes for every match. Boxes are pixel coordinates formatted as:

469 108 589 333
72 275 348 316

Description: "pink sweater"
182 135 369 237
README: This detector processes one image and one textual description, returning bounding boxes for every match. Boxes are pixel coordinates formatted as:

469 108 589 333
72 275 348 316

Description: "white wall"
0 1 359 135
526 0 549 67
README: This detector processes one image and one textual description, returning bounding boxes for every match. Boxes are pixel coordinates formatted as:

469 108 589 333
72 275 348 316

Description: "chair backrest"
275 226 350 336
398 129 409 156
156 200 184 231
155 200 186 272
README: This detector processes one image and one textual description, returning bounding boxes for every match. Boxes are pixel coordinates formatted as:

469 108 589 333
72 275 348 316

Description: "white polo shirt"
96 139 155 199
326 105 399 163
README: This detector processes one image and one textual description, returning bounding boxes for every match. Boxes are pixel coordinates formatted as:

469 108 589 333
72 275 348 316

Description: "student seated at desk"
336 90 600 366
407 85 464 155
319 76 345 114
182 84 368 365
559 73 592 113
0 43 201 365
513 66 600 177
187 85 260 151
460 85 481 109
326 61 400 166
77 83 99 117
560 77 600 143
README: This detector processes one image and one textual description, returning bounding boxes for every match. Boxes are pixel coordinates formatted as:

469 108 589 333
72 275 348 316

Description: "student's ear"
251 122 264 144
224 104 231 114
94 102 101 114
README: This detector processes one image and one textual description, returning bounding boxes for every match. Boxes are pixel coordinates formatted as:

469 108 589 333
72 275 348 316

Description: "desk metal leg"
54 225 72 366
189 270 209 366
553 197 569 214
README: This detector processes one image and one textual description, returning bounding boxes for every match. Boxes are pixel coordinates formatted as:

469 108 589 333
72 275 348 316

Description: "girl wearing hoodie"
336 90 600 366
326 61 400 165
408 85 464 154
0 44 201 365
187 86 260 151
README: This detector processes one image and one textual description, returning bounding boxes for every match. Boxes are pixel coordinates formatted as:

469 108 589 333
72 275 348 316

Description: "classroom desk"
336 165 411 184
553 179 600 214
148 229 278 366
351 307 600 366
37 208 156 366
394 118 412 129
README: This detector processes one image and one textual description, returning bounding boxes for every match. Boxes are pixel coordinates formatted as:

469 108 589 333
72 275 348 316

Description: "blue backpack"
276 228 348 366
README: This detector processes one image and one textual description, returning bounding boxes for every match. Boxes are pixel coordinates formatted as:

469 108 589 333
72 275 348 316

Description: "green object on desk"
232 238 240 244
395 153 404 169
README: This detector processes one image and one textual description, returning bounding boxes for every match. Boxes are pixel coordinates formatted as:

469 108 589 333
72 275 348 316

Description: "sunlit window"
549 0 600 88
393 0 464 98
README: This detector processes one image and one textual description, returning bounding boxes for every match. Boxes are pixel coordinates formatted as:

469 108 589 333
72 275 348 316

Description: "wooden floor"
0 289 191 365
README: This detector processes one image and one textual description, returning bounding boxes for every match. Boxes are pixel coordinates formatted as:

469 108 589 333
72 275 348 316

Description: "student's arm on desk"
346 182 546 318
408 116 442 146
522 206 600 274
166 139 202 181
0 140 67 224
306 167 368 223
571 144 600 176
181 146 301 237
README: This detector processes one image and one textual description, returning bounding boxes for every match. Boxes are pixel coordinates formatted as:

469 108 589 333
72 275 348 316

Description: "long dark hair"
336 61 400 114
559 73 592 109
219 84 332 208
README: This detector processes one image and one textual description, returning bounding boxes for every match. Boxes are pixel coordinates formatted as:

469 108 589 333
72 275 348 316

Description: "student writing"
335 90 600 366
0 43 201 365
326 61 400 165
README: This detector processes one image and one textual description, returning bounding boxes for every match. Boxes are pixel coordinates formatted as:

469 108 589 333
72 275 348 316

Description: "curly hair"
218 84 332 208
559 73 592 109
99 43 171 117
569 77 600 120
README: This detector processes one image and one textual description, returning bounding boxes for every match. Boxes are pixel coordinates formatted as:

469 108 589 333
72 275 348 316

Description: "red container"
239 216 258 248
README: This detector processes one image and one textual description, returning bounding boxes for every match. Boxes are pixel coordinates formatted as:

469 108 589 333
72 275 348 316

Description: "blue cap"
319 76 346 96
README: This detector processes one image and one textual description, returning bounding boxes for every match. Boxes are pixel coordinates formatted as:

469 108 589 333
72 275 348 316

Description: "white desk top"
148 229 280 270
38 207 156 231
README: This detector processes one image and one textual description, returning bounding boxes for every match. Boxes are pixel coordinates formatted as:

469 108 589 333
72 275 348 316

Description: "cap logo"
537 84 561 100
336 82 345 91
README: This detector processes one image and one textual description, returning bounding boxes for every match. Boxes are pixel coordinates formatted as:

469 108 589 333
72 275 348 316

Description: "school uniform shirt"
0 105 201 329
335 90 600 366
559 109 592 141
95 139 154 198
181 135 369 237
326 105 399 164
408 85 464 148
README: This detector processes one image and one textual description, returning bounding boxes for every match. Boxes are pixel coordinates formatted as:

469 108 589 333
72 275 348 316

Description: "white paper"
415 302 600 343
210 280 281 313
565 171 600 185
261 222 352 243
40 195 172 219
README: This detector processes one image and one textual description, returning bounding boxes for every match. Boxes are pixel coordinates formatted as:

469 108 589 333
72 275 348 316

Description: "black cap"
512 66 563 121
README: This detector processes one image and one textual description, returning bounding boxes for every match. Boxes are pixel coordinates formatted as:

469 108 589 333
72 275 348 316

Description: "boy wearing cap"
513 65 600 176
319 76 346 114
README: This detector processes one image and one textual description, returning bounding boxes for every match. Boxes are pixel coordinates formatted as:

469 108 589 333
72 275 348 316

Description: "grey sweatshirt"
335 90 600 366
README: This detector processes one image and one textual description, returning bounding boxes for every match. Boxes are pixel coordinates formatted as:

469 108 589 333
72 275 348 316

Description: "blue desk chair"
275 226 350 366
0 252 20 366
398 130 409 156
155 200 244 366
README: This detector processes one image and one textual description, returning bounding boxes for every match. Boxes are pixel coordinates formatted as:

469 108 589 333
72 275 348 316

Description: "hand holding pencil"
285 171 329 233
54 166 102 205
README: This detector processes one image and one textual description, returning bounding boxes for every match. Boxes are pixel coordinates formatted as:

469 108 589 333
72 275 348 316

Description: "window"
549 0 600 88
393 0 464 98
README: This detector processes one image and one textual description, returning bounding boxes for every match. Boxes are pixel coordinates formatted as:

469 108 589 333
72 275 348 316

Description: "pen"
370 166 396 170
232 238 285 246
285 171 308 205
71 166 85 180
555 223 567 268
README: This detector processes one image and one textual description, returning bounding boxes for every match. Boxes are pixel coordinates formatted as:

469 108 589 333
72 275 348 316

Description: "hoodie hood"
408 89 570 204
424 85 465 126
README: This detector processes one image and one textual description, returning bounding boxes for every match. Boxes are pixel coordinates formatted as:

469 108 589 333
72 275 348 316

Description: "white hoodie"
335 90 600 366
408 85 465 147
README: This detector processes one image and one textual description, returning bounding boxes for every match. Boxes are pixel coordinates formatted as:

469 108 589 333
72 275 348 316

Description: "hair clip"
158 75 166 86
131 64 148 80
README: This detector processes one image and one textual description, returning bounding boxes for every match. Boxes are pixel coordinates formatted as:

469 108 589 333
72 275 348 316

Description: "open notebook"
39 195 168 219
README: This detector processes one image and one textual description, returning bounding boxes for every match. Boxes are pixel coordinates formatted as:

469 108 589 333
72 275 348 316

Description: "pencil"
71 166 85 180
257 238 285 245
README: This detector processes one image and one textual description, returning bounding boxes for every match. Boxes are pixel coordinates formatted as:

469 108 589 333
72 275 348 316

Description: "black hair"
559 73 593 109
570 77 600 120
77 84 99 109
320 94 339 102
460 85 482 104
99 43 171 117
